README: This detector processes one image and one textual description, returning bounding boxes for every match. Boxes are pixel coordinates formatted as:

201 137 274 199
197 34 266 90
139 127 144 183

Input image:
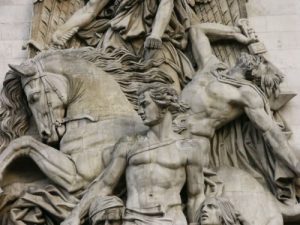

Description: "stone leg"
0 136 86 192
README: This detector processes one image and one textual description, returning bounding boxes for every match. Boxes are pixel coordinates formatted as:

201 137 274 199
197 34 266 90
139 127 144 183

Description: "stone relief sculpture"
175 23 300 202
196 197 249 225
0 0 299 225
62 84 205 225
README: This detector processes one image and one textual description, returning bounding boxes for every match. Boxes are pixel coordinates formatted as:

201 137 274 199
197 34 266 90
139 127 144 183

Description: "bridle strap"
54 115 98 127
44 74 66 104
33 60 64 129
30 60 97 129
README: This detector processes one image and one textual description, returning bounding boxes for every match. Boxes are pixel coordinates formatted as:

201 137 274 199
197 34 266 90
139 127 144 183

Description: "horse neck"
39 55 138 121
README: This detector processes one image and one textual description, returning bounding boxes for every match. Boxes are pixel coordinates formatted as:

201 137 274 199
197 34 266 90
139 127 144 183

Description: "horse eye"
29 92 41 104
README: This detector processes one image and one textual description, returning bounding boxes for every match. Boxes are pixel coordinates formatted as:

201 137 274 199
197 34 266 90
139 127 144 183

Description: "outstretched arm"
197 22 257 44
52 0 110 47
61 139 128 225
240 86 300 177
188 24 214 71
189 22 257 70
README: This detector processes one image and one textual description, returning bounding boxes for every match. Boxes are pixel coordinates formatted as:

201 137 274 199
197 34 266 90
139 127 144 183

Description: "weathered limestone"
0 1 300 225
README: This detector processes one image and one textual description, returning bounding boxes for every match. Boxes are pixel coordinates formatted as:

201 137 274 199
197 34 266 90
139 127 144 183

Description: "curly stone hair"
0 71 31 151
236 52 284 98
137 83 189 117
196 197 249 225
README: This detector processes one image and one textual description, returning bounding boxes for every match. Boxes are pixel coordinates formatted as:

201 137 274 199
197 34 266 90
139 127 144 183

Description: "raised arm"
61 138 129 225
52 0 110 47
188 24 214 71
189 22 257 70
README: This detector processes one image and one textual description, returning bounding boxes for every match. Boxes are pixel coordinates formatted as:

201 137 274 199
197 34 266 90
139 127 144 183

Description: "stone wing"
194 0 249 67
28 0 84 56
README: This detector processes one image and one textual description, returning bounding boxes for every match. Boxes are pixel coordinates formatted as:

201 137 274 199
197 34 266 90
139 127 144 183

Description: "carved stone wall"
0 1 300 224
247 0 300 153
1 0 299 145
0 0 32 89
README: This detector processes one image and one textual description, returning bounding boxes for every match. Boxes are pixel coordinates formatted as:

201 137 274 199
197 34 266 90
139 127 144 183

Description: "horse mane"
0 47 173 150
32 47 95 62
0 71 31 151
28 47 175 108
78 48 175 109
34 47 174 109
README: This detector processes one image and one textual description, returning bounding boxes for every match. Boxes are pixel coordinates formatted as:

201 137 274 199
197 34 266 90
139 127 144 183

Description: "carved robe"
80 0 196 86
205 57 297 203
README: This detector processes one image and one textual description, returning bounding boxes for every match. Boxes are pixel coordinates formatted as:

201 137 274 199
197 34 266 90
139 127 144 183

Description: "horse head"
9 60 69 145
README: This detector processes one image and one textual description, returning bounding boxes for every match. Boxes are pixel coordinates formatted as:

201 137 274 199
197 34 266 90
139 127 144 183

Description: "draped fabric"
123 208 173 225
206 59 297 203
79 0 196 86
89 196 124 225
0 182 79 225
212 118 296 203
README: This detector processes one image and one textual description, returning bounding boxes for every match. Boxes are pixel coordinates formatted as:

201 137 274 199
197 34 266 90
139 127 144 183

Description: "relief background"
0 0 299 151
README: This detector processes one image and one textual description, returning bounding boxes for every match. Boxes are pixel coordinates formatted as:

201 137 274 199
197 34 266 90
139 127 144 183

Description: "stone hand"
234 30 258 45
144 36 162 50
51 27 78 49
236 19 259 44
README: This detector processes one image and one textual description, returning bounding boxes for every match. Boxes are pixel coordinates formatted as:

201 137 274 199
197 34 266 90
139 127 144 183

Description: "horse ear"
8 63 36 76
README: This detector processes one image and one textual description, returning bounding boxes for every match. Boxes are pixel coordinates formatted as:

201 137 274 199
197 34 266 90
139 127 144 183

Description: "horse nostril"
41 130 51 138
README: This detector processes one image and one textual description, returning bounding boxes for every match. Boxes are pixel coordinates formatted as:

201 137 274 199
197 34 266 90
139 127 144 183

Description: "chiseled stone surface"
1 1 299 144
247 0 300 151
0 0 32 89
0 0 300 225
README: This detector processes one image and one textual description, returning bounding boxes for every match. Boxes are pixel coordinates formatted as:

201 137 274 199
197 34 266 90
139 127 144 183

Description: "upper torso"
124 134 197 209
180 58 244 137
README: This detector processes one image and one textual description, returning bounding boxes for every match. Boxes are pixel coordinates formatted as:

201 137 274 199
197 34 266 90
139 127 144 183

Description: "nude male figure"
174 24 300 177
61 84 206 225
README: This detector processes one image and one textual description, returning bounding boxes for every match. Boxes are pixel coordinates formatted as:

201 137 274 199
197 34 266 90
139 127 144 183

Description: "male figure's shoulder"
177 138 207 165
177 138 200 150
118 130 147 144
113 132 148 155
176 138 202 160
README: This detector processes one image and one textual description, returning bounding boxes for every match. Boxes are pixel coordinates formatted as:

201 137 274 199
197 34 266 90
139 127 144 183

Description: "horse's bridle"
24 60 97 133
27 60 67 131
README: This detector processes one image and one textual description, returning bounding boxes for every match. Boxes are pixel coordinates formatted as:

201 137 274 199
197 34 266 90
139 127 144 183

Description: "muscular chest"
128 142 186 169
182 76 241 115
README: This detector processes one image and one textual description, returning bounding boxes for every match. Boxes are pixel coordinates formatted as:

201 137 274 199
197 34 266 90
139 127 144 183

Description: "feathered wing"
29 0 84 56
194 0 248 67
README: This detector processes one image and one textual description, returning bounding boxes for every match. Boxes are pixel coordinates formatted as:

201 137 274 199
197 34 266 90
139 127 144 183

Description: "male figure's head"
234 52 283 98
197 197 247 225
137 83 188 126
